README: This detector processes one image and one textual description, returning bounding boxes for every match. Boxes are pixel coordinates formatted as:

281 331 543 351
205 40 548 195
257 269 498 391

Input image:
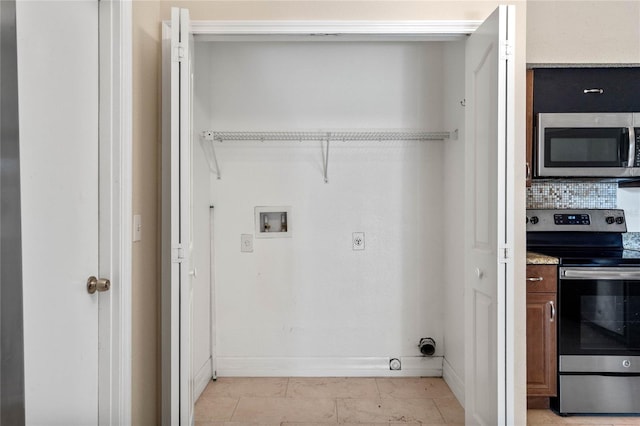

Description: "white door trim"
98 1 132 424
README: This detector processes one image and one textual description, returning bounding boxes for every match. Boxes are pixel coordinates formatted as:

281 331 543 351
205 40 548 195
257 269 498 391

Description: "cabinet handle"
526 162 531 181
583 88 604 94
527 276 544 282
549 301 556 322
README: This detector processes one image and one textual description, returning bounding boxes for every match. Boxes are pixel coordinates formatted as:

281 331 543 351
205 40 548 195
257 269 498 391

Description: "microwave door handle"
629 126 636 168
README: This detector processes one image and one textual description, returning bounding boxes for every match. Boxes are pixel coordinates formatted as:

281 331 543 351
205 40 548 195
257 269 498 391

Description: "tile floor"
195 377 640 426
195 377 463 425
527 409 640 426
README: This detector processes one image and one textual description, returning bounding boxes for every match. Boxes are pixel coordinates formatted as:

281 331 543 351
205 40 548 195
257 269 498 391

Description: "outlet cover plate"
352 232 365 250
241 234 253 253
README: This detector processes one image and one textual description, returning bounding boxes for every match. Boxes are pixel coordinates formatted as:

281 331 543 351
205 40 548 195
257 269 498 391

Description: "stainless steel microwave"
536 112 640 178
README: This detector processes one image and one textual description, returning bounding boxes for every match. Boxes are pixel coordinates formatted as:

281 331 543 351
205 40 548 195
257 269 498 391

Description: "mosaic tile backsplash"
527 181 617 209
527 181 640 250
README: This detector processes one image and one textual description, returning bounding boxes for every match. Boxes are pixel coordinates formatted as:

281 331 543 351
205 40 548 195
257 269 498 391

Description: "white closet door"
18 1 101 424
166 6 193 426
464 5 515 426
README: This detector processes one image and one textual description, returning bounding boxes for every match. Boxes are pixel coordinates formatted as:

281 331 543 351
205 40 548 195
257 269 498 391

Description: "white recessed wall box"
255 206 292 238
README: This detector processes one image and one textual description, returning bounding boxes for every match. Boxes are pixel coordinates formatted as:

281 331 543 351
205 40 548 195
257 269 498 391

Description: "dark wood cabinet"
533 67 640 113
526 69 533 187
526 264 557 398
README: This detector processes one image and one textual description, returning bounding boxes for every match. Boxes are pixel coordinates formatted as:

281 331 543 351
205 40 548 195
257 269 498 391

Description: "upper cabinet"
526 66 640 185
533 67 640 113
526 69 533 187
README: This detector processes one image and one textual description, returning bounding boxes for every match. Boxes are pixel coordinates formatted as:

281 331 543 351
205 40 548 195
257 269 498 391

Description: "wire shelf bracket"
200 130 451 182
201 130 221 179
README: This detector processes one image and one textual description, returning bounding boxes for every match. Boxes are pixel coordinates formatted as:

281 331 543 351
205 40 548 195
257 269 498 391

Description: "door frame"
98 1 133 424
162 16 523 425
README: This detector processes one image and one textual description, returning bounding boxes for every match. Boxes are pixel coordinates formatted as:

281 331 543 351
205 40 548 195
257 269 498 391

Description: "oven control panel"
553 213 590 225
527 209 627 232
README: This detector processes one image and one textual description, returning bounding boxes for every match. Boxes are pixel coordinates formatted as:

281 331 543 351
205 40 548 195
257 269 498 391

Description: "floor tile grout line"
431 397 448 424
284 377 291 398
374 377 383 399
228 395 241 421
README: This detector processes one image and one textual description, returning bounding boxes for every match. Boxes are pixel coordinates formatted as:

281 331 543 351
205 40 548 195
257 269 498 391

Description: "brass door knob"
87 276 111 294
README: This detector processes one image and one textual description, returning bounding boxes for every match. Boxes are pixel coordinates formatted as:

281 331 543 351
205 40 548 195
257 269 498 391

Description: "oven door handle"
561 267 640 280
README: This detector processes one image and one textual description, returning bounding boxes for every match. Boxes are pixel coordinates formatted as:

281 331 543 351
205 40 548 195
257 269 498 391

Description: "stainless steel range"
527 208 640 415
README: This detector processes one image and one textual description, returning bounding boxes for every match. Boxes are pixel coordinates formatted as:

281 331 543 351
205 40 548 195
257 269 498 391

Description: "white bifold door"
464 5 515 426
163 7 194 426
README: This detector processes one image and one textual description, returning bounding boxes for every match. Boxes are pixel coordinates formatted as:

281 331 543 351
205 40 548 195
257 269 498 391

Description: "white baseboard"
194 358 213 400
216 356 443 377
442 357 465 408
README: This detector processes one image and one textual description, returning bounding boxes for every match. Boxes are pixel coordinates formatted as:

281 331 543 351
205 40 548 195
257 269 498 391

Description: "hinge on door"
173 44 185 63
500 41 513 60
498 246 511 264
172 246 184 263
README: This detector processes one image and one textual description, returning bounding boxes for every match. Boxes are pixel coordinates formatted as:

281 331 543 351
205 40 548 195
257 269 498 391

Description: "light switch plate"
241 234 253 253
352 232 365 250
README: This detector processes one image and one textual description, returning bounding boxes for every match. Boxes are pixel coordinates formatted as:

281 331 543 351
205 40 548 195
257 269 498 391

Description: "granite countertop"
526 251 559 265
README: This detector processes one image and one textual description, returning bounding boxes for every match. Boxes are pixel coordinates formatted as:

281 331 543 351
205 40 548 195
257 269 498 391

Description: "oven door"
559 267 640 357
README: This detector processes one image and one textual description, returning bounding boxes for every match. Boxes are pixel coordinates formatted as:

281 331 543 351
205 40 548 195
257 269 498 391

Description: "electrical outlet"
241 234 253 253
352 232 365 250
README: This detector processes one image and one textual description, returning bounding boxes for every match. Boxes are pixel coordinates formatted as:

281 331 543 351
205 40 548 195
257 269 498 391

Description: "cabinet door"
526 69 533 187
526 292 557 396
533 67 640 113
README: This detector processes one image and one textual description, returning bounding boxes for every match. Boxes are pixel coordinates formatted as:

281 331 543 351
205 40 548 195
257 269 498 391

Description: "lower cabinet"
526 264 557 397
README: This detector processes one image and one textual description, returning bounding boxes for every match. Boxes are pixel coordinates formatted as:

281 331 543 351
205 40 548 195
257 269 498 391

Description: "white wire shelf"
206 130 450 142
200 129 452 183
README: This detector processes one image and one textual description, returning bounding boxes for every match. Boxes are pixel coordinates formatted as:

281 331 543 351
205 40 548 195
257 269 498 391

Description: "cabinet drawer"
533 67 640 113
526 265 557 293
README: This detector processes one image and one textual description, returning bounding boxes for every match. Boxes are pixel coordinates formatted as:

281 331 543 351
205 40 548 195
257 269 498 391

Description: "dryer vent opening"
419 337 436 356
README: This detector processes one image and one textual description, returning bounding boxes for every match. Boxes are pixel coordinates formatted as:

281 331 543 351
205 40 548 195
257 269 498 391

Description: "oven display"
554 214 590 225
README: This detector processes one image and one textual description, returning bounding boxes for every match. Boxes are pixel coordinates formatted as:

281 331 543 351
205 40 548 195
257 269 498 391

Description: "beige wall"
132 2 161 425
527 0 640 64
